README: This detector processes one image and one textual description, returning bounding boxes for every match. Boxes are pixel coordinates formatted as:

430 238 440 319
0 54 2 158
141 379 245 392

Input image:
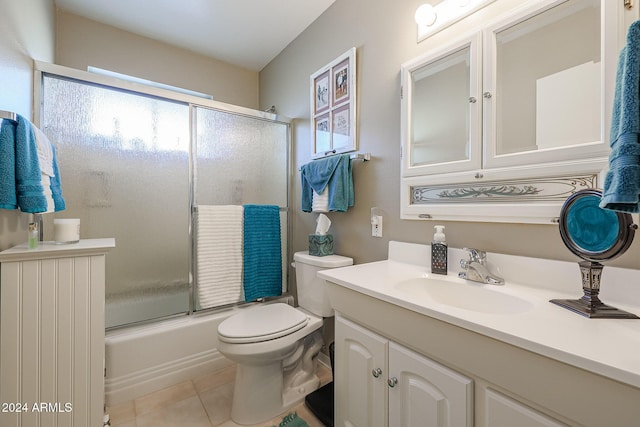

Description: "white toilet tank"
293 251 353 317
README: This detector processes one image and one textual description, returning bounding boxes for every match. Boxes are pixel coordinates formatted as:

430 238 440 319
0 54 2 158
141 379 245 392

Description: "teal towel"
301 153 354 212
0 119 17 209
600 20 640 212
11 115 66 213
50 144 66 212
15 115 48 213
243 205 282 302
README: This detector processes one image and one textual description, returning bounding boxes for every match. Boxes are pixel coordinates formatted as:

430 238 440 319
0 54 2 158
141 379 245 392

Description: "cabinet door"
388 342 473 427
401 32 482 178
485 388 567 427
483 0 617 169
335 315 388 427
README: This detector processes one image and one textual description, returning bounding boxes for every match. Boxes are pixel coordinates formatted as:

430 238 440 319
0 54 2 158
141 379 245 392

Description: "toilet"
217 251 353 425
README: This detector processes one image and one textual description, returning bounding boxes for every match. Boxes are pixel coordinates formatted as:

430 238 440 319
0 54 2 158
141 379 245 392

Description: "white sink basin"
395 276 534 315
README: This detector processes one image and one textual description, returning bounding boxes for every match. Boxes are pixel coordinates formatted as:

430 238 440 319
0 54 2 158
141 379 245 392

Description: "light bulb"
415 4 437 27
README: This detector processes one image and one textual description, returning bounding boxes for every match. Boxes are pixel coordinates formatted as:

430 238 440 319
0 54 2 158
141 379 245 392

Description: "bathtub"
104 296 293 406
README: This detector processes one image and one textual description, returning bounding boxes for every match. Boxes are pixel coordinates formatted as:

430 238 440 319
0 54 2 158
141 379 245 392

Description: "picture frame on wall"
310 47 357 159
314 113 331 154
314 71 330 114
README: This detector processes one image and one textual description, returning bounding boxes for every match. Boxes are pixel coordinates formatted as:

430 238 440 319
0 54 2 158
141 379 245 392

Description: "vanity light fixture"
416 0 495 42
415 4 437 27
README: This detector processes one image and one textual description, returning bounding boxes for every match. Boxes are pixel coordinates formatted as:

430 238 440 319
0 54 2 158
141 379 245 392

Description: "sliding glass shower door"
38 65 291 328
40 74 191 327
193 107 290 309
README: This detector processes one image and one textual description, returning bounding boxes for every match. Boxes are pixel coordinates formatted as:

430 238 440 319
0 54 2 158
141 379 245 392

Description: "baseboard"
317 351 331 370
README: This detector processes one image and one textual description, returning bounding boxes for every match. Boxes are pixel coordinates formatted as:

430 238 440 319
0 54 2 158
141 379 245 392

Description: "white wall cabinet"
401 0 626 223
335 315 473 427
0 239 115 427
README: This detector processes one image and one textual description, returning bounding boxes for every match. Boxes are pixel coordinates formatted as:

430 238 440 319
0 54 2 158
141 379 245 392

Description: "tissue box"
308 234 334 256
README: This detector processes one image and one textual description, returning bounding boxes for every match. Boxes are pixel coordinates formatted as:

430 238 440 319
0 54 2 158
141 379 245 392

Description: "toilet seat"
218 303 309 344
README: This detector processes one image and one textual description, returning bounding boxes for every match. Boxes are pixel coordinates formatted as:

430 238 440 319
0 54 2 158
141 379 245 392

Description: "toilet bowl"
217 251 353 425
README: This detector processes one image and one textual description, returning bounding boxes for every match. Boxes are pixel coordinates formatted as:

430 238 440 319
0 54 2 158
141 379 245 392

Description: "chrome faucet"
458 248 505 285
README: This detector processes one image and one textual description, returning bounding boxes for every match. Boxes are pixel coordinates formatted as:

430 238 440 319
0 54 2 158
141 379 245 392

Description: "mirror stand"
551 261 640 319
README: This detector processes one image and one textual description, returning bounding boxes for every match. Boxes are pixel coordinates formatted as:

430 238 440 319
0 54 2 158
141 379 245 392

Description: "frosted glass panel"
41 75 190 327
194 107 289 309
195 107 288 206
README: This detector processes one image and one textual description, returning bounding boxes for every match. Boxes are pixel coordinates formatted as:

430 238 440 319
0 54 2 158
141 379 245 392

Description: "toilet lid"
218 303 309 344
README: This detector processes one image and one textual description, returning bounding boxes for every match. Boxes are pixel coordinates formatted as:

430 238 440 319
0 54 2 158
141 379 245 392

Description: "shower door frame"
33 60 294 324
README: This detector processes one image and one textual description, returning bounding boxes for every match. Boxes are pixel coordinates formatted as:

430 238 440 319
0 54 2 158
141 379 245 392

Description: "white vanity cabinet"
327 281 640 427
484 388 567 427
0 239 115 427
335 315 473 427
401 0 627 223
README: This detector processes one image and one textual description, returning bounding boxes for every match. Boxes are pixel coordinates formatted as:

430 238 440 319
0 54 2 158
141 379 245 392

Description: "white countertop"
0 238 116 262
318 241 640 389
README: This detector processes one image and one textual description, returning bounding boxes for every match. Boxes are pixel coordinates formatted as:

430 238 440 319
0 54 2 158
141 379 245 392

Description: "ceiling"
54 0 336 71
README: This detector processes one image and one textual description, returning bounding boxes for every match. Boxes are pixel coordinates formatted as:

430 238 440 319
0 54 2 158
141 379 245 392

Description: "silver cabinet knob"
371 368 382 378
468 96 477 104
483 91 492 99
388 377 398 387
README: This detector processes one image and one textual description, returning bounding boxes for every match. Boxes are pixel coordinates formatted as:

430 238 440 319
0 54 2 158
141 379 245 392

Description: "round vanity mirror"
552 189 639 318
559 189 634 262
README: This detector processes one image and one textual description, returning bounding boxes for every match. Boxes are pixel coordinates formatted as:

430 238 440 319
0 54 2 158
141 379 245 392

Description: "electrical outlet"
371 215 383 237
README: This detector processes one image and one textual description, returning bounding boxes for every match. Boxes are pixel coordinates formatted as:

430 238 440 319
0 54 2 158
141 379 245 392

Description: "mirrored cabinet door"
483 0 612 169
401 33 482 177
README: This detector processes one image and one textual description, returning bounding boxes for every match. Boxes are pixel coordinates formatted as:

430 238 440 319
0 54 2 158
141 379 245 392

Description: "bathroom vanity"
0 239 115 427
320 242 640 427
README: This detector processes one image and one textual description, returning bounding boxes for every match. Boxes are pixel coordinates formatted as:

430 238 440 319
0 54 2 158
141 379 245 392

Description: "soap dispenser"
431 225 447 275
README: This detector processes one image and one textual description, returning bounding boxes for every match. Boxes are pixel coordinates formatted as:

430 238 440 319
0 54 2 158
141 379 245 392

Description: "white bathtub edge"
105 348 233 406
104 297 293 406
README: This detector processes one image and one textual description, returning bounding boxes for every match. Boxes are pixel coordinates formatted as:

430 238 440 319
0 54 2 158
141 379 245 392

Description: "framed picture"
314 71 330 114
314 113 331 154
333 58 350 105
310 47 357 159
332 104 350 151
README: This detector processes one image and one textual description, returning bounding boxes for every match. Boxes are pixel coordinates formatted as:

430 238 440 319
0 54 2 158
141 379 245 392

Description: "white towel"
32 125 54 177
32 125 55 212
312 188 329 212
196 205 244 309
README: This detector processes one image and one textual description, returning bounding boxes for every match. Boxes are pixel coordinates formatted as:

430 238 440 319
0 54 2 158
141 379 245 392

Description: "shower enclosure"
35 62 291 328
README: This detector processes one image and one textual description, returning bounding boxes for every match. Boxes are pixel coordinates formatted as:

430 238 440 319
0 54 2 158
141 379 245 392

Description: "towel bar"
0 110 17 122
299 152 371 171
350 153 371 161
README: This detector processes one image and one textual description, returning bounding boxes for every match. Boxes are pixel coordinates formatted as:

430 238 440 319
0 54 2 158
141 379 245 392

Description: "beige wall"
55 10 259 109
0 0 55 251
260 0 640 271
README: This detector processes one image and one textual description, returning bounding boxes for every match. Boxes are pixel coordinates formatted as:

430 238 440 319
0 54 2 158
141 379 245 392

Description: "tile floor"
106 362 332 427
